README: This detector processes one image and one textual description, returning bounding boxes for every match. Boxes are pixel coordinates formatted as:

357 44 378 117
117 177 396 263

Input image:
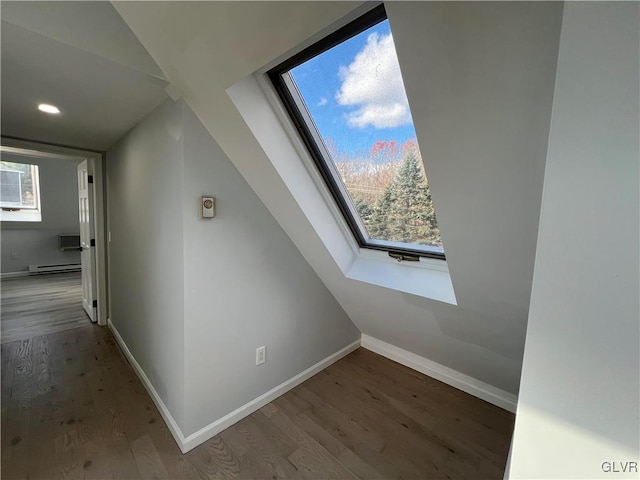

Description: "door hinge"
92 300 97 308
88 175 94 184
90 239 95 247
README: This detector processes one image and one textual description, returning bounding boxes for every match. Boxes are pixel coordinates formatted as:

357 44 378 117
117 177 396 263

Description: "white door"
78 160 96 322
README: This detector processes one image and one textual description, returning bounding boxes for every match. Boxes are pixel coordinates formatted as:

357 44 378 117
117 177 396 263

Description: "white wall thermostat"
201 196 215 218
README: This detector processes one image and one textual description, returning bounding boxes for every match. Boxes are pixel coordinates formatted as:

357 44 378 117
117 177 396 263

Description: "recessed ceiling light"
37 103 61 114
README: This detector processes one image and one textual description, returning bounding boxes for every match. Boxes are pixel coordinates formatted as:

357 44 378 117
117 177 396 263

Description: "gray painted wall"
1 151 80 273
107 98 358 436
107 99 186 428
509 3 639 478
181 104 359 436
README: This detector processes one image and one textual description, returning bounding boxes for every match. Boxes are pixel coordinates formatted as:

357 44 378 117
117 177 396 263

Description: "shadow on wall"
400 293 527 362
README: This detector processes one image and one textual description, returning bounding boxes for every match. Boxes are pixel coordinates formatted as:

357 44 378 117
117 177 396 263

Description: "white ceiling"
1 2 169 151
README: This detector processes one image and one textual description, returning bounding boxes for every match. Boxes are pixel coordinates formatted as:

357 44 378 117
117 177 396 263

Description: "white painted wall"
106 99 186 428
114 2 563 397
387 0 564 338
509 3 640 478
1 151 80 273
181 104 359 436
106 98 358 439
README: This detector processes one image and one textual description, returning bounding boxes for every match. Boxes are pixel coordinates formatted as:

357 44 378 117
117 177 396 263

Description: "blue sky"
290 20 418 159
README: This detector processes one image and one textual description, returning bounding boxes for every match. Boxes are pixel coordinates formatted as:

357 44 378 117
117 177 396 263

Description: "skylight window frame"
268 5 445 260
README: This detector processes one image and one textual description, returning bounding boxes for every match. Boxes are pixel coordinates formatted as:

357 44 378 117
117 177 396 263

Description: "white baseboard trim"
361 334 518 413
108 317 360 453
1 271 30 279
107 319 188 450
181 338 360 452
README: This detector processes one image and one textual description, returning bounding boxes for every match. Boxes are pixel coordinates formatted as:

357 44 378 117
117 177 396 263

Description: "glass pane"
0 161 38 208
288 20 442 249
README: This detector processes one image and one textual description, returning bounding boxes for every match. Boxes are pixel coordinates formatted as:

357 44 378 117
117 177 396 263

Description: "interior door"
78 160 96 322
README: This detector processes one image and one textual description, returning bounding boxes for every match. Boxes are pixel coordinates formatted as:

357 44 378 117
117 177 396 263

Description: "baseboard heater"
28 264 81 275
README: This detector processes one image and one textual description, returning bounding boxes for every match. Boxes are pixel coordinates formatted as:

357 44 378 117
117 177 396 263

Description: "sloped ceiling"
113 1 561 395
1 2 168 150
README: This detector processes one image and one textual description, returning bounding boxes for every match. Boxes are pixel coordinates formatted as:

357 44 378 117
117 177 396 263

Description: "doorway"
0 138 107 332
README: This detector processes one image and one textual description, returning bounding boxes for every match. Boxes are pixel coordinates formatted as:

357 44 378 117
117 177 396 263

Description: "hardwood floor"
1 272 89 344
1 320 515 479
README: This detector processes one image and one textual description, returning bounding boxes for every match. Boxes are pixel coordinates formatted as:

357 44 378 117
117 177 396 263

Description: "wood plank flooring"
1 321 515 479
1 273 89 344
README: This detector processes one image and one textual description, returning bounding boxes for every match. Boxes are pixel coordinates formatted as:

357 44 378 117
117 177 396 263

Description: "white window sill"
347 249 457 304
0 210 42 222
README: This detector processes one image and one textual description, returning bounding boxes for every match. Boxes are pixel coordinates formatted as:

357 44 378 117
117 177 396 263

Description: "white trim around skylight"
227 74 457 305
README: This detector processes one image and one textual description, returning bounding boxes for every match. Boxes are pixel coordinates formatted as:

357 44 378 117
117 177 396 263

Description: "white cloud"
336 32 411 129
317 97 328 107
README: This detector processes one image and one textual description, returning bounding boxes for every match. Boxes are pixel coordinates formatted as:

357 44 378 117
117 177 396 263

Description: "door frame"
1 137 108 326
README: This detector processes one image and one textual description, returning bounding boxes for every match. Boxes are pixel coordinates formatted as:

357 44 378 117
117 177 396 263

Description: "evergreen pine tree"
368 152 441 247
354 196 374 233
368 187 395 239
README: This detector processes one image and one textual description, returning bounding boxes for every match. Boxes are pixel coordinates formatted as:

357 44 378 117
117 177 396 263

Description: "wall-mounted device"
201 196 215 218
59 233 81 251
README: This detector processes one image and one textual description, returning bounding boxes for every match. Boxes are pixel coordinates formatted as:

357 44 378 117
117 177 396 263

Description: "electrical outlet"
256 346 266 366
10 252 18 260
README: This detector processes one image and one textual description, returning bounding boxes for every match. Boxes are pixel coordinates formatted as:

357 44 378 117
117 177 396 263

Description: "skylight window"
269 5 443 259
